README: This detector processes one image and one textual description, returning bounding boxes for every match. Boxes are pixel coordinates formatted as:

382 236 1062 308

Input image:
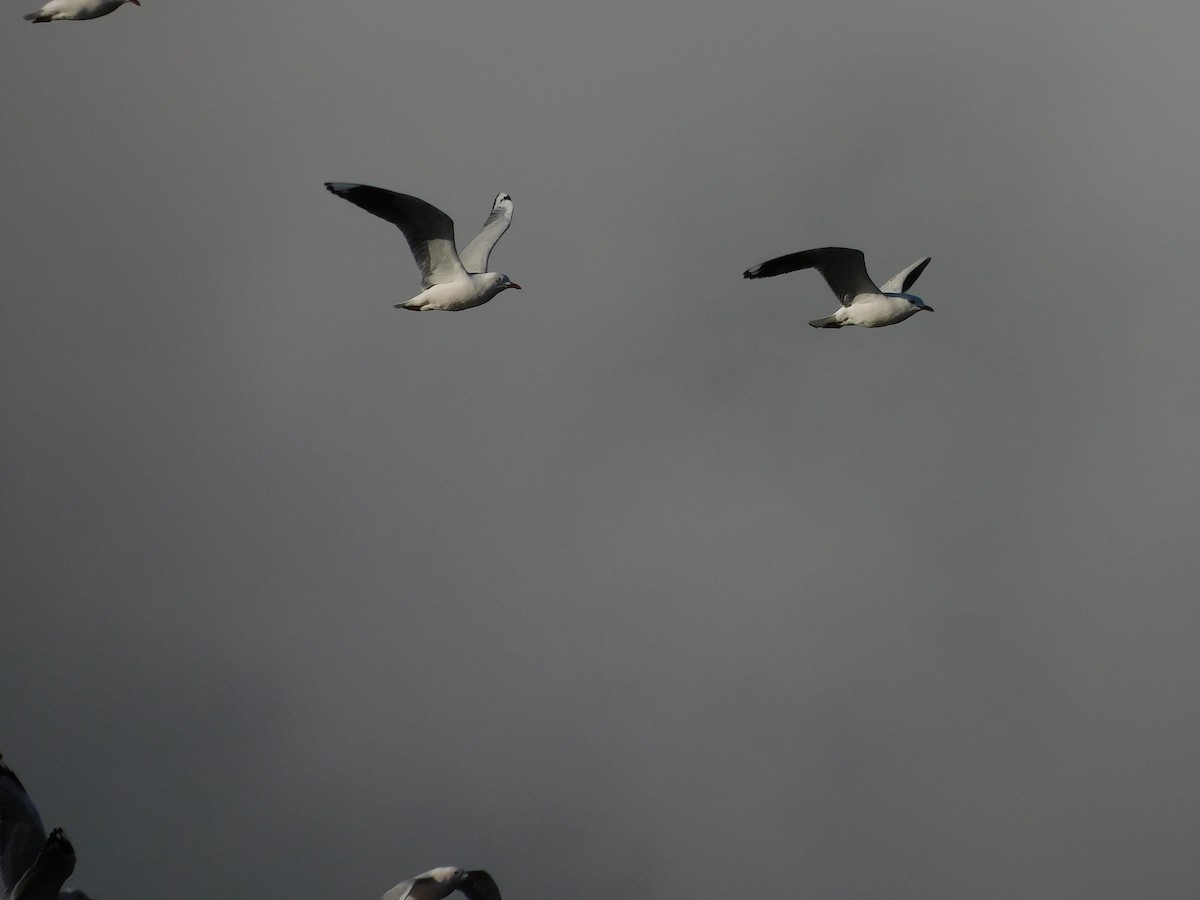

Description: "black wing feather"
743 247 877 305
460 870 502 900
898 257 931 293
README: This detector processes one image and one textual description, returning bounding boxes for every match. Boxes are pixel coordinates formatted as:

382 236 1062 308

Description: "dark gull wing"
743 247 880 306
325 183 469 288
458 870 502 900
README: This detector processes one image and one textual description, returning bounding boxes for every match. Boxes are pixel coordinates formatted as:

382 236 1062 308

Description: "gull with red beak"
24 0 138 22
326 184 522 312
744 246 934 329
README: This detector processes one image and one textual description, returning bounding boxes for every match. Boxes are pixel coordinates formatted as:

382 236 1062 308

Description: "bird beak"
922 305 934 312
508 283 522 290
128 0 140 4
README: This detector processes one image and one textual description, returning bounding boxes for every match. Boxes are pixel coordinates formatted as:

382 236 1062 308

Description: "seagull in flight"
744 247 934 328
0 753 97 900
325 184 521 311
380 867 502 900
24 0 139 22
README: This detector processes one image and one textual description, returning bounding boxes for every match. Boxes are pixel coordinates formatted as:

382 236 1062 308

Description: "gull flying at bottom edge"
743 246 934 329
24 0 140 22
380 867 502 900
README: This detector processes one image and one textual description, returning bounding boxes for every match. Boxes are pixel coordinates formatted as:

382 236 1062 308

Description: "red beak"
128 0 141 5
508 283 522 290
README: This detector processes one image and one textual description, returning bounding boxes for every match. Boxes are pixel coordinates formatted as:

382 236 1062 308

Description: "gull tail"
808 315 843 329
24 12 51 21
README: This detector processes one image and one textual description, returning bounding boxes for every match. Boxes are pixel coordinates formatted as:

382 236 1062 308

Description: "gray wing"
380 874 433 900
0 755 50 895
325 183 468 288
459 871 501 900
379 879 414 900
458 193 513 274
379 877 416 900
743 247 880 306
879 256 931 294
9 828 73 900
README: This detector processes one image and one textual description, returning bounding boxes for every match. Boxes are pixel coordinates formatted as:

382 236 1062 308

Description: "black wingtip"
461 869 501 900
900 256 933 293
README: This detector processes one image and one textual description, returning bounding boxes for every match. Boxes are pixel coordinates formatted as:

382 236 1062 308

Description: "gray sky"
3 1 1200 897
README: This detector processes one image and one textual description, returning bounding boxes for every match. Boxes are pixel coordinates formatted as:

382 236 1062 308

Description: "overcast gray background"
2 1 1199 897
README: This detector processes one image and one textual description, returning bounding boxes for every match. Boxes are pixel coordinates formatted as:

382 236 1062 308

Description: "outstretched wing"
743 247 880 306
458 193 513 274
325 183 468 288
459 870 502 900
0 755 50 895
879 256 931 294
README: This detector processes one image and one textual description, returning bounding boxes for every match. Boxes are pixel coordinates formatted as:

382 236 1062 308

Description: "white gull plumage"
0 754 96 900
380 867 501 900
744 247 934 328
325 184 522 311
23 0 138 22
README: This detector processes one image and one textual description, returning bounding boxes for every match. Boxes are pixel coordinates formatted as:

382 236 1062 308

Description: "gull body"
0 755 96 900
24 0 138 22
744 247 933 329
380 867 501 900
325 184 521 311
